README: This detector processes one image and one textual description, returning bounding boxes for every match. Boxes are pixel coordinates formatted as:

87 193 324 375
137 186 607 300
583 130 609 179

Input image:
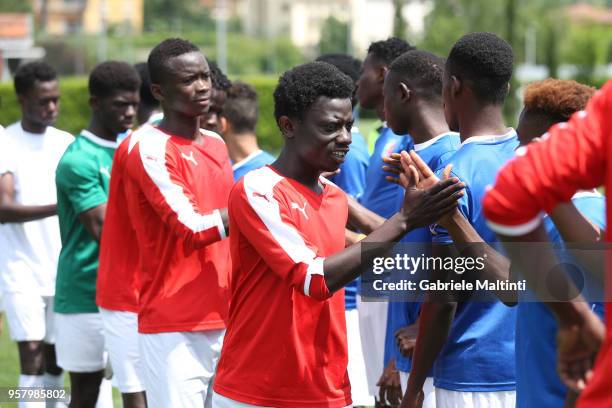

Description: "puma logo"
291 201 308 219
181 151 198 166
252 192 270 202
100 166 110 178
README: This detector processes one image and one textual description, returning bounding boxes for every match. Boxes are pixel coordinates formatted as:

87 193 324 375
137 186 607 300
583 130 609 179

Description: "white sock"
95 378 113 408
18 374 44 408
43 373 66 408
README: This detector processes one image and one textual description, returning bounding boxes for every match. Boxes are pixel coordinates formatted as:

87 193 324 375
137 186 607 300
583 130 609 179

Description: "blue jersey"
384 133 461 373
330 127 370 311
232 150 275 181
432 130 518 392
516 193 605 408
358 126 412 218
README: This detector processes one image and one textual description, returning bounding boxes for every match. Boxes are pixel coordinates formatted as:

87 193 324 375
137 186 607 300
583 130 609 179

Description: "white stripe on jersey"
485 213 543 236
138 128 226 238
243 166 325 297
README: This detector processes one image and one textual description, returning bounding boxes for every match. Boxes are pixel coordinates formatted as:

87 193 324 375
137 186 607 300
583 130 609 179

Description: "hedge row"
0 75 284 153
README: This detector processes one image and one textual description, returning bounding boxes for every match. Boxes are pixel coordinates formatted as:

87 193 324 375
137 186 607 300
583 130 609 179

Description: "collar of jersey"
459 128 516 148
232 150 263 171
414 132 460 152
80 130 118 149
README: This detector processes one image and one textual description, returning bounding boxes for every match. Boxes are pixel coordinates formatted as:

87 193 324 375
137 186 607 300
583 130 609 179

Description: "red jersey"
213 165 352 408
124 125 233 333
97 132 143 312
482 81 612 408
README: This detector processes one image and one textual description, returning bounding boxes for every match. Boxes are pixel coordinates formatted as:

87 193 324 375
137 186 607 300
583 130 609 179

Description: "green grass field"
0 314 122 407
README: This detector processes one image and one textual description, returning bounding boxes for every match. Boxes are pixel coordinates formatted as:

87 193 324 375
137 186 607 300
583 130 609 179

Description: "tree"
318 16 349 55
393 0 408 39
0 0 31 12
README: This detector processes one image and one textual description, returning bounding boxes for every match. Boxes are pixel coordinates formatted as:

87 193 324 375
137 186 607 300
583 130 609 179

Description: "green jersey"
54 130 117 314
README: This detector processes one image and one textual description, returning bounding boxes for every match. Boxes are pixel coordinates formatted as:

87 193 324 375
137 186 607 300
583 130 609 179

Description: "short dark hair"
148 38 200 84
446 32 514 104
315 54 362 83
273 62 354 123
523 78 595 122
208 61 232 92
89 61 141 99
389 50 445 101
367 37 415 65
14 61 57 95
223 81 258 133
134 62 157 107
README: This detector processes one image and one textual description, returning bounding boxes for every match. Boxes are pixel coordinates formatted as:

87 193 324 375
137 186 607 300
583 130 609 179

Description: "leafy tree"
393 0 408 39
0 0 31 12
318 16 349 55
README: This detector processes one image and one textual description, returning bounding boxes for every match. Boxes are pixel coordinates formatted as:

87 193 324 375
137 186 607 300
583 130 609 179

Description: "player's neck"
273 150 321 193
457 104 507 141
158 112 201 141
227 132 259 163
87 119 117 142
407 106 449 145
20 119 47 134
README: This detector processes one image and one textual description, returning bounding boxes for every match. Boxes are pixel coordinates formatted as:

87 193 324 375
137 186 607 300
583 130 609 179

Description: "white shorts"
139 329 225 408
345 309 374 407
435 388 516 408
3 292 55 342
99 308 145 393
399 372 435 408
356 295 388 397
55 312 107 372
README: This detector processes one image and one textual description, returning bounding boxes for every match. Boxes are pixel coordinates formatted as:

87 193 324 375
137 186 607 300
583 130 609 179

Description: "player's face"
158 51 212 118
95 90 140 135
382 71 410 134
200 89 226 134
442 70 459 132
19 80 60 129
293 96 353 173
356 54 383 111
516 108 556 147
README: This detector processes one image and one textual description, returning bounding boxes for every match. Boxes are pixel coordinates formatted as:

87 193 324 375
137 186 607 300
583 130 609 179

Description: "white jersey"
0 122 73 295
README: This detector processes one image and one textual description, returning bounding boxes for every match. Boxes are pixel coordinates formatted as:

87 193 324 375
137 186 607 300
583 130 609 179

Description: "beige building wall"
31 0 143 35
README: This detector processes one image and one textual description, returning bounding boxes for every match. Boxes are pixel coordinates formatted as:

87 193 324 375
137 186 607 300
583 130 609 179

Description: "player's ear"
150 83 164 103
89 95 99 111
450 75 461 99
377 65 388 84
218 116 229 135
399 82 411 103
278 116 295 139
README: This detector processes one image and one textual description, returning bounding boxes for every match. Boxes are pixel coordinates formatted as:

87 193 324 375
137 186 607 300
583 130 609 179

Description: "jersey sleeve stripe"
243 167 325 297
485 214 543 236
139 132 225 235
304 257 324 297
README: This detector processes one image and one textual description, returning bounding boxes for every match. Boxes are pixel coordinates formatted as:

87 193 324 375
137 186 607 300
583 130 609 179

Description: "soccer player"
316 53 370 200
96 74 149 408
482 79 612 407
0 61 72 406
134 62 162 125
316 53 372 407
355 37 415 399
54 61 140 407
402 32 518 408
510 79 602 407
201 61 232 134
211 61 464 408
378 49 460 407
124 38 233 408
220 81 275 181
